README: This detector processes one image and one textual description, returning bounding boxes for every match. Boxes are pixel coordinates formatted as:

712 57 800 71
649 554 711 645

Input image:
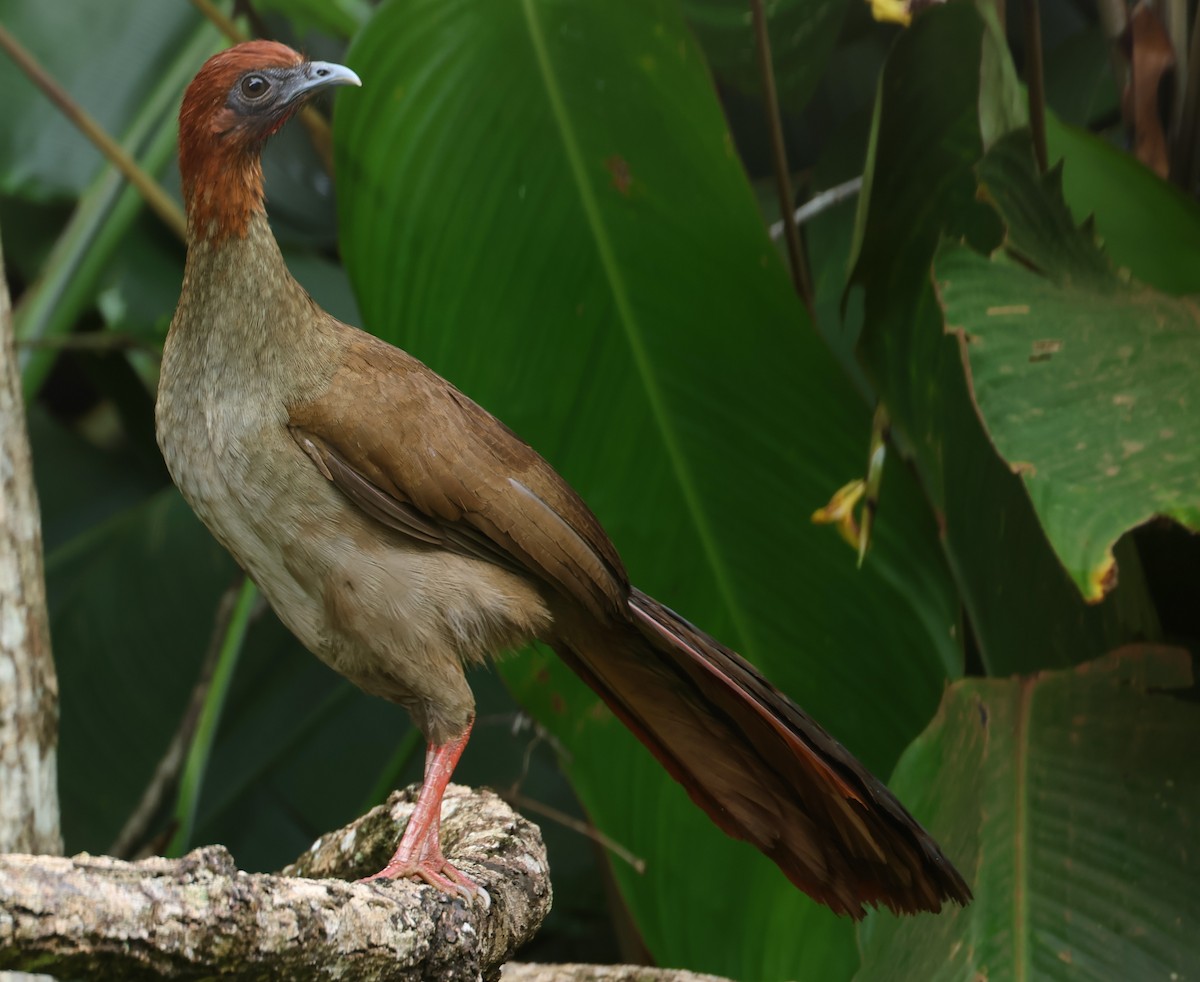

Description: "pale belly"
157 407 340 657
155 380 551 742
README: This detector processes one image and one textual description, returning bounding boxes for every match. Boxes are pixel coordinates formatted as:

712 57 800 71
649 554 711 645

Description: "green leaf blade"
1045 113 1200 296
337 0 962 972
860 647 1200 981
849 2 1141 674
940 134 1200 597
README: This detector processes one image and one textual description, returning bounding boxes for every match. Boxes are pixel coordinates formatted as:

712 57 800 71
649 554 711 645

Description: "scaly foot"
360 854 488 905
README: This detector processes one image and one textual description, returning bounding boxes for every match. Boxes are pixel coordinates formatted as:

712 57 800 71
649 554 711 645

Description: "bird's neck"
179 209 298 316
170 210 337 393
180 144 266 245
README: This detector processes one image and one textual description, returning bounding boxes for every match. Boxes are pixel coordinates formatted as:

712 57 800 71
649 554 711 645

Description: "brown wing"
286 326 629 621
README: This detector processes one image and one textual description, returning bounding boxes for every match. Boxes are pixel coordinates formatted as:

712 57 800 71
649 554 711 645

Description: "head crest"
178 42 319 242
180 41 305 144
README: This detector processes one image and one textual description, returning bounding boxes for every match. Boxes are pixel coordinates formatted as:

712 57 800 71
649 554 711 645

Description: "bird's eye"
240 74 270 100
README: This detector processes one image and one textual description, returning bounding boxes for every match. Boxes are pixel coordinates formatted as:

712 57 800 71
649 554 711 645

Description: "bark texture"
0 785 550 980
0 230 62 856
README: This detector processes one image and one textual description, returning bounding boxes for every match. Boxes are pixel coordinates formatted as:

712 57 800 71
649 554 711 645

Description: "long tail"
550 588 971 918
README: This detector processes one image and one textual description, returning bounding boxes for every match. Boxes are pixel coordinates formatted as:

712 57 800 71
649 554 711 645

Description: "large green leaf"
936 135 1200 599
857 645 1200 980
337 0 960 974
1046 113 1200 296
850 2 1149 674
0 0 202 199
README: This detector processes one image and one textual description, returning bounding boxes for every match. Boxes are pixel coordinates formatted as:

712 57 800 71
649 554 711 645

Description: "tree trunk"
0 227 62 856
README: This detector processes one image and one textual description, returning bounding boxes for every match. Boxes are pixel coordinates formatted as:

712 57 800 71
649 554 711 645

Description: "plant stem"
1171 6 1200 187
1093 0 1128 115
1162 0 1188 140
190 0 243 40
1024 0 1048 172
769 177 864 240
503 789 646 873
0 24 186 241
12 25 217 397
749 0 814 314
19 332 153 354
167 576 258 856
109 582 241 858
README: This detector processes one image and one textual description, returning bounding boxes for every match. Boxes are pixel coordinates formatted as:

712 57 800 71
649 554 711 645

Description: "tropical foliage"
1 0 1196 977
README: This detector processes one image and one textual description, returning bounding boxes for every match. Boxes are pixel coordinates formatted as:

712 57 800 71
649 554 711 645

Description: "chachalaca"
156 40 971 917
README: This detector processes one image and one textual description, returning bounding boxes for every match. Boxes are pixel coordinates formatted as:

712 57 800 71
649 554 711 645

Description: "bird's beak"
283 61 362 106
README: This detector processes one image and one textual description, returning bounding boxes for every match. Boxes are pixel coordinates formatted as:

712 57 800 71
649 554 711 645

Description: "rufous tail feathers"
551 588 970 918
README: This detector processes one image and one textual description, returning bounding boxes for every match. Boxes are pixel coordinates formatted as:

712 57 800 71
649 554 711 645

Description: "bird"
156 40 971 918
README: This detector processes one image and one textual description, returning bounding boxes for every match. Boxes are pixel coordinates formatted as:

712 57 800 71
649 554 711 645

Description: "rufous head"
178 41 360 243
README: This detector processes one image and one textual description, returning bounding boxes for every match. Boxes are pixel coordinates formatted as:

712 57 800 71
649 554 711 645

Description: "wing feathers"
286 327 629 619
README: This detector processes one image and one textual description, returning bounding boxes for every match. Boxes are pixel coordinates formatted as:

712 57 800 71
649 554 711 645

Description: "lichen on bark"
0 228 62 857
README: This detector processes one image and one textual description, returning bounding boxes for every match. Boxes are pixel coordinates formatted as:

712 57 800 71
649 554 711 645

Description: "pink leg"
361 719 484 901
